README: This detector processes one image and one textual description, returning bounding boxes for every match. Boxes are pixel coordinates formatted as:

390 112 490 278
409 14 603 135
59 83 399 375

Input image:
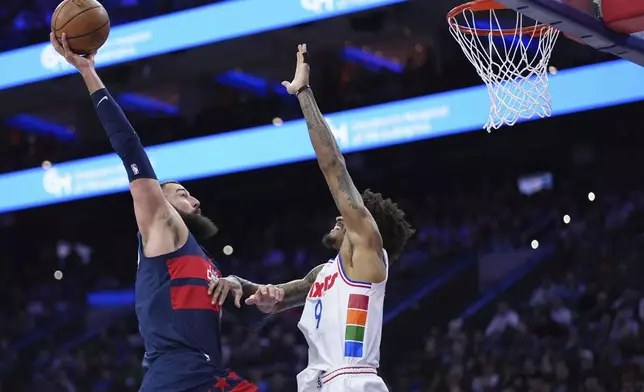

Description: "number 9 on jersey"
314 299 323 329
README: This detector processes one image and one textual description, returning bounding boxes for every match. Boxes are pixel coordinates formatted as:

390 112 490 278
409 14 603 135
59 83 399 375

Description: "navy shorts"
140 352 258 392
196 370 258 392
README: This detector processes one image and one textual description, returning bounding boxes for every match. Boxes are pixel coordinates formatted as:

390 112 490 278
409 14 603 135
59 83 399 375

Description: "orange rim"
447 0 552 37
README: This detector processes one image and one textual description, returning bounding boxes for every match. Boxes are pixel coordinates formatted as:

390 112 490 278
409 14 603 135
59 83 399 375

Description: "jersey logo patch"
308 272 338 298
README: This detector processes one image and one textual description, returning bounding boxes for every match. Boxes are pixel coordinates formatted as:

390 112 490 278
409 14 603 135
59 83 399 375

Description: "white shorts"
297 366 389 392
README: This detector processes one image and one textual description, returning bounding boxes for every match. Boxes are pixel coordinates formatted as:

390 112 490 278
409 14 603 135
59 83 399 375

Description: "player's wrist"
225 276 242 287
256 303 277 314
79 65 97 77
80 67 104 94
295 85 311 96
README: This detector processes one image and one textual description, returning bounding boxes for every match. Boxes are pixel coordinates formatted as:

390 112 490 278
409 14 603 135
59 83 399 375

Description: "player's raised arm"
50 33 184 254
282 44 384 282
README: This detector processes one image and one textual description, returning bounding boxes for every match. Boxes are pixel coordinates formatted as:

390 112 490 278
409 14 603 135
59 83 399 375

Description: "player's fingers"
245 294 258 305
234 290 242 308
211 282 223 305
281 81 289 88
268 285 277 300
259 286 268 297
218 284 230 306
49 32 58 47
302 43 307 53
207 278 218 295
50 32 64 54
61 33 72 57
276 288 285 302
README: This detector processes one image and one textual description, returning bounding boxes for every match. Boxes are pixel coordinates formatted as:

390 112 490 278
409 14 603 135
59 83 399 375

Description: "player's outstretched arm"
236 263 325 313
50 33 184 254
282 44 384 283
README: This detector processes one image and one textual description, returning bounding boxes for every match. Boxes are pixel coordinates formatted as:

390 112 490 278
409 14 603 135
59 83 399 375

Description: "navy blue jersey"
135 232 267 392
135 233 226 385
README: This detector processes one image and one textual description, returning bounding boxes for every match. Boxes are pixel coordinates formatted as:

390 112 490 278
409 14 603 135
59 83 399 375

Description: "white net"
448 5 560 132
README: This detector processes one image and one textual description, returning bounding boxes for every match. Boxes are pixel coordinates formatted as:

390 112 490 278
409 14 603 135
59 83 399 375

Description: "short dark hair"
362 189 415 262
160 180 181 189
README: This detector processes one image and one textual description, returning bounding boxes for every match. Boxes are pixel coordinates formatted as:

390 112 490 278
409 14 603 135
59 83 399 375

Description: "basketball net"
447 0 560 132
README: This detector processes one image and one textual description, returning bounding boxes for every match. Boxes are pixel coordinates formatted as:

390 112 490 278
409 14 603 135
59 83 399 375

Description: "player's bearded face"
322 217 345 250
175 209 219 241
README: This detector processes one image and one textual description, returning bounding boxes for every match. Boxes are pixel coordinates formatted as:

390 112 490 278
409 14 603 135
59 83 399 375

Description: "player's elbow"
346 214 381 243
130 179 173 236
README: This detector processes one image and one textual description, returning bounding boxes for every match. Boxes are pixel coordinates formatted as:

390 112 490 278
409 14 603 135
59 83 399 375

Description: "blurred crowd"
388 188 644 391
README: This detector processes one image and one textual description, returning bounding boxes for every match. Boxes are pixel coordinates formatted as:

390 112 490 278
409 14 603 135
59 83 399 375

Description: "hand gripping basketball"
49 32 95 72
282 44 311 96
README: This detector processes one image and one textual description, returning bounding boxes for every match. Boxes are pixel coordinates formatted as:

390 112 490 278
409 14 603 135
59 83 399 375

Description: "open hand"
245 285 284 313
208 276 243 308
49 32 96 72
281 44 310 95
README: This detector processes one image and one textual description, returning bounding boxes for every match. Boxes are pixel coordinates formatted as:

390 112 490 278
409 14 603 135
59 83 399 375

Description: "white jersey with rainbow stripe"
296 250 389 390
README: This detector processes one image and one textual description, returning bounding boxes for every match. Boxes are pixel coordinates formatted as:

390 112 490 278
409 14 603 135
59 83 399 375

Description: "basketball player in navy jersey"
50 34 277 392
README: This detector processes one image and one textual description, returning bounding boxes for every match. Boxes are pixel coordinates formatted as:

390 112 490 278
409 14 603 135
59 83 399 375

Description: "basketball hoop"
447 0 560 132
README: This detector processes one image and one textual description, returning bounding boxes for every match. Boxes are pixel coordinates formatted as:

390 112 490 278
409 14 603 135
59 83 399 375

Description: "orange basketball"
51 0 110 55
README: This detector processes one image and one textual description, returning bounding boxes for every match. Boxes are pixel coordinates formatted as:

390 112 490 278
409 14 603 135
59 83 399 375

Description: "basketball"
51 0 110 55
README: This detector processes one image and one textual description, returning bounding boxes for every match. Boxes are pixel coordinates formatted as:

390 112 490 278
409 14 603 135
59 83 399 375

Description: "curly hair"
362 189 415 262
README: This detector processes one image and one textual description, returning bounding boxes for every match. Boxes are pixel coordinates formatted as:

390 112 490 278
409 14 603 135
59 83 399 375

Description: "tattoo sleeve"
273 264 325 312
296 89 364 215
229 264 325 313
227 276 260 298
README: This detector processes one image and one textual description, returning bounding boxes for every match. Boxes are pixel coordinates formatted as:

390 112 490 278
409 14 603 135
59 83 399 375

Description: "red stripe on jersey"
170 285 221 312
229 380 259 392
167 255 219 281
348 294 369 310
322 370 377 384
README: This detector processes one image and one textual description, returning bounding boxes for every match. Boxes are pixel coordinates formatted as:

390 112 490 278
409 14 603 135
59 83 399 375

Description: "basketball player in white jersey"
229 44 414 392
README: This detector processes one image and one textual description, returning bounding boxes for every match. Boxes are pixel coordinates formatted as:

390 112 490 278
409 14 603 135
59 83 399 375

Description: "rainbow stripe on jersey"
344 293 369 358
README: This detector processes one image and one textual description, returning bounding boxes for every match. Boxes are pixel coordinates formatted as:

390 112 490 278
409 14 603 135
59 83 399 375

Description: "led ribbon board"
0 0 406 91
0 59 643 213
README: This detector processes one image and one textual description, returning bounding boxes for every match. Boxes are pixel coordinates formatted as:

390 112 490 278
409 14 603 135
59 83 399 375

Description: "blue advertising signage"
0 59 643 213
0 0 406 91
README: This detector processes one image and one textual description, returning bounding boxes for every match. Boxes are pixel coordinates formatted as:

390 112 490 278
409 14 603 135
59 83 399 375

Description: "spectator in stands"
530 277 560 308
583 376 606 392
558 272 585 305
471 363 499 392
609 308 639 343
550 297 573 327
485 302 523 337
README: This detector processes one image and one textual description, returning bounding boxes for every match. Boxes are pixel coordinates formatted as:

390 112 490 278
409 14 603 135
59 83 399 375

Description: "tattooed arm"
296 87 384 282
282 44 384 282
273 264 324 312
231 264 325 313
297 87 381 238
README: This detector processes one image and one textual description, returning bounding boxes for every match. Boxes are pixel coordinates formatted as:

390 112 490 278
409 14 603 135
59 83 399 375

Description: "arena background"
2 0 644 390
